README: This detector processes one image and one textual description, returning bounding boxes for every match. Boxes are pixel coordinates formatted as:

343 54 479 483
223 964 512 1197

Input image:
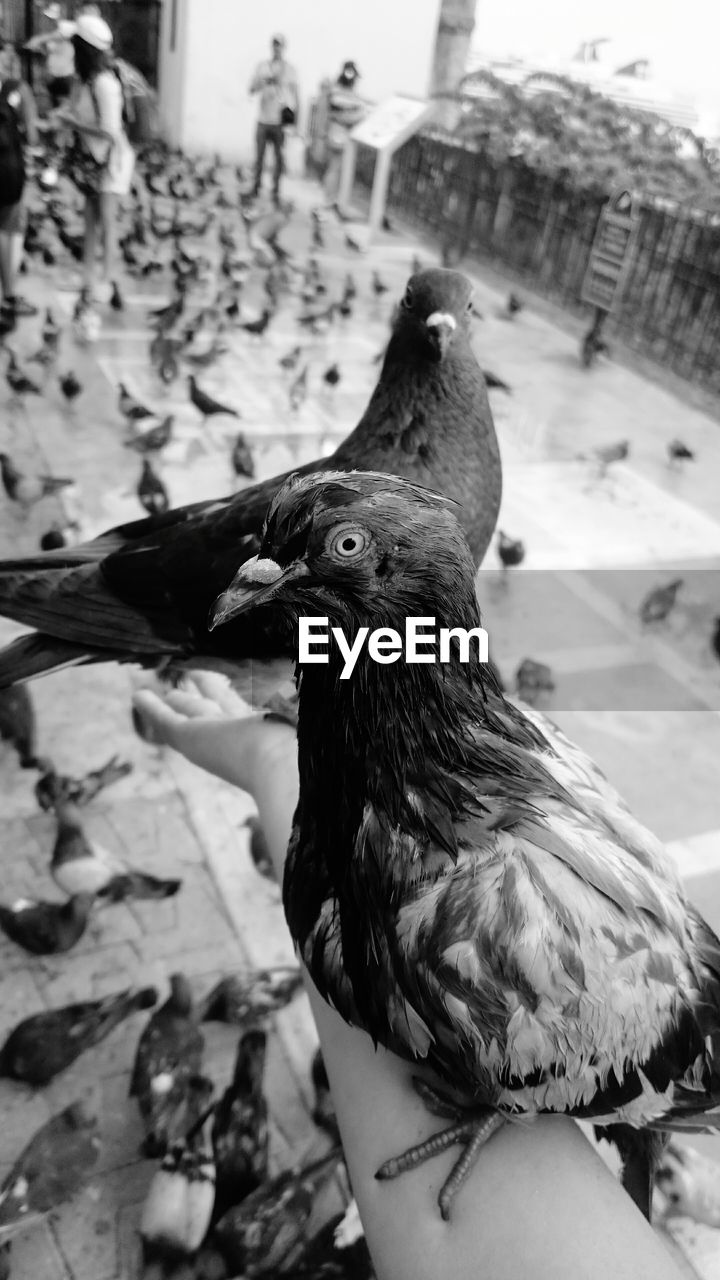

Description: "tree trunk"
430 0 478 131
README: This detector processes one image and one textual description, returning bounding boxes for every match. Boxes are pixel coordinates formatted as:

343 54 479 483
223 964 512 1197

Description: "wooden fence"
352 129 720 397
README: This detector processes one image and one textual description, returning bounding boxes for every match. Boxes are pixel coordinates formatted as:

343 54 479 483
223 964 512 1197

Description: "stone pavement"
0 162 719 1277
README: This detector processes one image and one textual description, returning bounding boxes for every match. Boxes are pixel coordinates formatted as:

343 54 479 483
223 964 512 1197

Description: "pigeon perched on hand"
0 270 502 689
208 468 720 1224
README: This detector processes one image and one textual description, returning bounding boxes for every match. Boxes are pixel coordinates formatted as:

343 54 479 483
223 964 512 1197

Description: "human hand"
131 671 298 802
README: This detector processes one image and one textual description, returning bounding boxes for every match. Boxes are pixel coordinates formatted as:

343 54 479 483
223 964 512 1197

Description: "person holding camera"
249 34 298 205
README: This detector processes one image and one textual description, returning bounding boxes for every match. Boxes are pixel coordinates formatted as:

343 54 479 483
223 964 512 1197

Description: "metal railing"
344 121 720 397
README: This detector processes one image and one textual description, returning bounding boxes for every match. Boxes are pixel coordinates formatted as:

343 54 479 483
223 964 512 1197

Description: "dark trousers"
253 122 284 196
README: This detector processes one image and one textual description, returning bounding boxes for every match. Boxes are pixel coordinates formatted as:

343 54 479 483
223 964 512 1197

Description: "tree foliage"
450 69 720 212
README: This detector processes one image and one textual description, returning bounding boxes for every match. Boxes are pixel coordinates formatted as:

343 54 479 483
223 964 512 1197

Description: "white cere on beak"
240 556 284 584
150 1072 174 1096
425 311 457 330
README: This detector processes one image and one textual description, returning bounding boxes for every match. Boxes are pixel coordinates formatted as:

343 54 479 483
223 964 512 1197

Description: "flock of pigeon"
0 133 718 1278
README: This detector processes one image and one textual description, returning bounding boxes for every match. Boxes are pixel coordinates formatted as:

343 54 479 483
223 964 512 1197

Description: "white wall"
159 0 442 160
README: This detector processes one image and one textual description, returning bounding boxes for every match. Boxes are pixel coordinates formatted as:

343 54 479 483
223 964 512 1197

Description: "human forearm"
56 113 112 142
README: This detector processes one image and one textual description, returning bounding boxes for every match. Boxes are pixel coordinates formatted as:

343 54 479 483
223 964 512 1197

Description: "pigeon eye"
328 528 370 559
401 290 413 311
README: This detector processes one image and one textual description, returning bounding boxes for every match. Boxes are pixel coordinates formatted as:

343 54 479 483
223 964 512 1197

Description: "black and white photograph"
0 0 719 1276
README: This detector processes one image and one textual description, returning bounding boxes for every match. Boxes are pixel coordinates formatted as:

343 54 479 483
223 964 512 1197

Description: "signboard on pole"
581 188 640 312
338 95 434 246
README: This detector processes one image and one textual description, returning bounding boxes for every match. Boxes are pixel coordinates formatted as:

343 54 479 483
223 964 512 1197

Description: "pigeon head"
209 470 479 636
391 268 474 362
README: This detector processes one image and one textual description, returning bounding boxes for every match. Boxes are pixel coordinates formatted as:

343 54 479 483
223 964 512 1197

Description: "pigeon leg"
375 1077 505 1220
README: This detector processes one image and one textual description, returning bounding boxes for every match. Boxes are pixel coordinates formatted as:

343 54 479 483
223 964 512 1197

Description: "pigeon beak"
208 556 310 630
425 311 457 359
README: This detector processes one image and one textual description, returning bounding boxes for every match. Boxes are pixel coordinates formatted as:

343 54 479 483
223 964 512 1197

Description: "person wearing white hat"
54 10 134 316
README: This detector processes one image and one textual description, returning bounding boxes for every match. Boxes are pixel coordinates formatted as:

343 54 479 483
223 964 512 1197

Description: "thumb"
131 688 199 745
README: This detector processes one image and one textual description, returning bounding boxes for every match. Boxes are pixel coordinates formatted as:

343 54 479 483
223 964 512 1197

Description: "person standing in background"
0 39 39 335
322 60 365 209
54 11 134 319
249 34 298 205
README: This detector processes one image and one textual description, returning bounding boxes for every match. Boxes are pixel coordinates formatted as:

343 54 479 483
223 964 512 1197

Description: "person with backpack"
0 39 39 336
53 11 134 318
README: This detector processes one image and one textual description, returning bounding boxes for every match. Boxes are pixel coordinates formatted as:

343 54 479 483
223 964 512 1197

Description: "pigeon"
0 454 74 509
0 987 158 1085
118 382 154 424
39 521 80 551
582 439 630 480
655 1139 720 1227
35 754 132 810
639 578 683 626
231 432 255 479
208 468 720 1223
0 1101 100 1236
140 1075 216 1260
98 871 182 904
371 271 389 297
515 657 555 707
197 968 303 1025
137 459 170 516
245 812 274 880
496 529 525 570
59 371 82 404
0 683 38 768
482 369 511 393
5 350 42 401
125 414 174 454
0 894 94 955
239 308 272 337
279 344 303 371
188 375 240 422
41 307 61 348
311 1048 339 1144
51 798 181 900
212 1029 269 1221
213 1152 342 1275
667 439 694 465
289 364 308 412
130 973 204 1157
0 270 502 688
